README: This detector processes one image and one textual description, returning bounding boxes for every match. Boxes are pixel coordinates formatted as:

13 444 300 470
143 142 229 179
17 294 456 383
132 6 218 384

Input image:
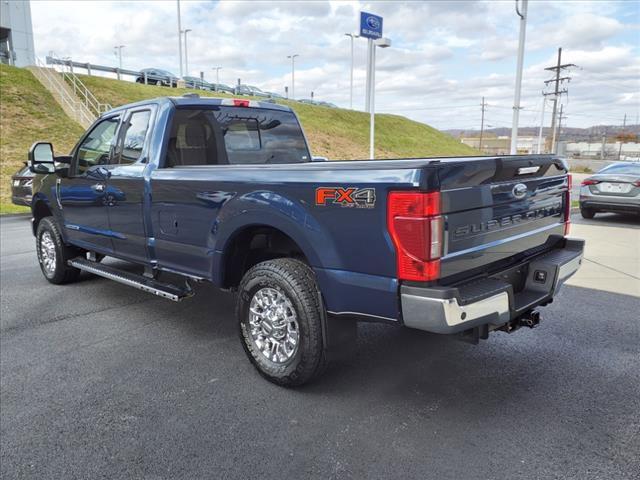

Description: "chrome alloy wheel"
39 231 57 275
248 287 300 363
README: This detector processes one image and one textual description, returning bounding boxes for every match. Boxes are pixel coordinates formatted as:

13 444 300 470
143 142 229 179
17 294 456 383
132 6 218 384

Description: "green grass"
0 64 84 213
79 75 478 160
0 202 30 215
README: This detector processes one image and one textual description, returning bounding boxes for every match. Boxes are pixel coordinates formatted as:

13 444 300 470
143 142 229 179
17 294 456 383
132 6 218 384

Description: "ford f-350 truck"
28 96 584 386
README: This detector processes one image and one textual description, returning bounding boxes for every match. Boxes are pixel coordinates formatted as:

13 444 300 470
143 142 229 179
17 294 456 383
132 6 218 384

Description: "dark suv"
11 163 34 206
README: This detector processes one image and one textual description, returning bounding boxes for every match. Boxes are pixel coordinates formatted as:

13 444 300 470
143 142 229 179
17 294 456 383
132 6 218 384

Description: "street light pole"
176 0 183 77
367 37 391 159
114 45 125 70
182 29 191 75
287 54 299 100
510 0 528 155
344 33 358 109
212 66 222 86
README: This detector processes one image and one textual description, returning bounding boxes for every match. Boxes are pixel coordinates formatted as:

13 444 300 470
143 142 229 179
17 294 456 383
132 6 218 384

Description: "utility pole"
176 0 183 77
557 104 567 153
543 47 576 153
618 113 627 160
479 97 487 153
537 96 546 154
510 0 528 155
601 133 607 160
345 33 359 110
287 54 299 100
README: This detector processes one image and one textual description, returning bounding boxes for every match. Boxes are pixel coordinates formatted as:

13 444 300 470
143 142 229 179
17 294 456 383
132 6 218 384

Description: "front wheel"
236 258 326 387
36 217 82 284
580 207 595 219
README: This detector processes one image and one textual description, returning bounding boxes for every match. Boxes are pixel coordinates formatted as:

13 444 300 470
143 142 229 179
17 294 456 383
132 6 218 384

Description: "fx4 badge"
315 187 376 208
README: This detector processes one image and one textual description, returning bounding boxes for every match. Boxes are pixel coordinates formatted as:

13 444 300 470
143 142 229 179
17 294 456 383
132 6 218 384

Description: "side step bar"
68 258 193 302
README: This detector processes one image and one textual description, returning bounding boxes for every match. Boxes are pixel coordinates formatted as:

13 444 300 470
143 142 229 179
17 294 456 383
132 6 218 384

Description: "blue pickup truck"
28 95 584 386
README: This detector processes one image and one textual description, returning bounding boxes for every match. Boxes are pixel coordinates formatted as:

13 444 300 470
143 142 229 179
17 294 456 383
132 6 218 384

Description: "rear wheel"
36 217 82 284
580 207 595 219
236 258 326 387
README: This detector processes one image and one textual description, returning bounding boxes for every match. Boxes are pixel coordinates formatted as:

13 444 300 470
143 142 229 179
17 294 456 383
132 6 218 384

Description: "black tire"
237 258 326 387
36 217 82 284
580 207 595 219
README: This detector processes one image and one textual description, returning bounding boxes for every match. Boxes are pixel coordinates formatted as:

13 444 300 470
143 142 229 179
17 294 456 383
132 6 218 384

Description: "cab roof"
104 95 293 116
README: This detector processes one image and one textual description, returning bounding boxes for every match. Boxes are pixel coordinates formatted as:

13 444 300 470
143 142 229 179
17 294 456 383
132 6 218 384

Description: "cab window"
119 110 151 164
75 115 120 174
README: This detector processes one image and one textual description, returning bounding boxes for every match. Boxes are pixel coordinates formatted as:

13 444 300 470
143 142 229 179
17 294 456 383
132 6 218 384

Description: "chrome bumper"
401 239 585 334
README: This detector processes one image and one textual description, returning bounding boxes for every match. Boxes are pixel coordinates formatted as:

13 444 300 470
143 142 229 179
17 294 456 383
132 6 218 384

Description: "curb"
0 213 30 218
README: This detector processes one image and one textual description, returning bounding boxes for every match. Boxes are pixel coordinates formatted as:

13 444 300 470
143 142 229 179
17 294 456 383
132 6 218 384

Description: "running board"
68 258 193 302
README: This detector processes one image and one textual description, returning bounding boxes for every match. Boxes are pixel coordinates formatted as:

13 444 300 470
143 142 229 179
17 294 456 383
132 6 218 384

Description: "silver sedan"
579 162 640 218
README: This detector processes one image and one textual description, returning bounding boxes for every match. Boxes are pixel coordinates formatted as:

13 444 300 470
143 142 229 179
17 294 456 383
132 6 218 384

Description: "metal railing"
31 57 95 128
48 54 112 116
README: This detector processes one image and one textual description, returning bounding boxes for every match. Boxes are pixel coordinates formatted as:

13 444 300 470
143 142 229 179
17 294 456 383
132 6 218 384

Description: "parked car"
212 83 235 94
298 98 320 105
27 95 583 386
135 68 179 87
579 162 640 218
265 91 285 100
11 163 34 206
235 84 270 97
318 101 338 108
182 76 214 90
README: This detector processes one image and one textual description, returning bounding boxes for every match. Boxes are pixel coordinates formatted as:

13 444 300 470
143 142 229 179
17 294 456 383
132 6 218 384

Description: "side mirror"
29 142 55 174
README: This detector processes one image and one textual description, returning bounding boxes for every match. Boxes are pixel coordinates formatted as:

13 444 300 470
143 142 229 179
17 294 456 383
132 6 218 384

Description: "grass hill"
0 64 84 213
0 65 477 213
79 75 477 160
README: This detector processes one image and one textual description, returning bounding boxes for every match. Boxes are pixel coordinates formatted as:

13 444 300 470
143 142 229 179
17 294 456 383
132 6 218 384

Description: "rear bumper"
579 188 639 213
400 238 584 334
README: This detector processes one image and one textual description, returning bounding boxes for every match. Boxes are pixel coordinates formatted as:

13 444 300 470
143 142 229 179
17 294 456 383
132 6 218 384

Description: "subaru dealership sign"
360 12 383 39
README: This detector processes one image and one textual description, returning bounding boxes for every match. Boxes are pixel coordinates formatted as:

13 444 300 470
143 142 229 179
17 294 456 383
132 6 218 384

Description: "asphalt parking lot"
1 214 638 480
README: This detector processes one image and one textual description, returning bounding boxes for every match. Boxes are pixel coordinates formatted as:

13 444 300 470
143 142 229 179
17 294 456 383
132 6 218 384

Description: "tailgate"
437 155 569 283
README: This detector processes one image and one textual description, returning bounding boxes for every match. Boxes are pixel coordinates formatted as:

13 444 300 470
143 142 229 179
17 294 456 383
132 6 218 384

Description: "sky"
30 0 640 131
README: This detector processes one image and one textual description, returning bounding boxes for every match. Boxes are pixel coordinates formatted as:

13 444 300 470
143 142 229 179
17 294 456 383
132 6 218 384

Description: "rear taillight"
634 180 640 187
387 191 443 282
581 179 599 186
564 173 572 236
232 99 250 107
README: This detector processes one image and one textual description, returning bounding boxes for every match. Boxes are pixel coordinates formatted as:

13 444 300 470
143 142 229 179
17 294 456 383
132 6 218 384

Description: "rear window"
599 163 640 175
164 107 310 167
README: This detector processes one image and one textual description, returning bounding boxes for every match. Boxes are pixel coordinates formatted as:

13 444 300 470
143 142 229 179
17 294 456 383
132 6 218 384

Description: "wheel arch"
217 223 314 289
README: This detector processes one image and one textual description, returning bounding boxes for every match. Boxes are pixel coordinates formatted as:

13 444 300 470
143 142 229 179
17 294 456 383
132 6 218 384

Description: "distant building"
565 142 640 160
0 0 35 67
461 136 545 155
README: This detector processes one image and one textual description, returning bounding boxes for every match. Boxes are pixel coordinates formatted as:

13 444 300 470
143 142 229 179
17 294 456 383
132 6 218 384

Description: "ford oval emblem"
512 183 528 199
366 16 380 29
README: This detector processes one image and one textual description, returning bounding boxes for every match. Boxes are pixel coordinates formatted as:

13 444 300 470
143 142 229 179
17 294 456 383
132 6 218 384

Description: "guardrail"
46 56 176 86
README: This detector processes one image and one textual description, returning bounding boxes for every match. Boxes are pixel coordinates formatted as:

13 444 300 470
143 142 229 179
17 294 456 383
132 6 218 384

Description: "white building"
565 142 640 160
0 0 35 67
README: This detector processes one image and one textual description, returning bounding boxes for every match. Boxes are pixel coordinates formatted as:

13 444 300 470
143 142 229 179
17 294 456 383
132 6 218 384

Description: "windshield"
598 163 640 175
